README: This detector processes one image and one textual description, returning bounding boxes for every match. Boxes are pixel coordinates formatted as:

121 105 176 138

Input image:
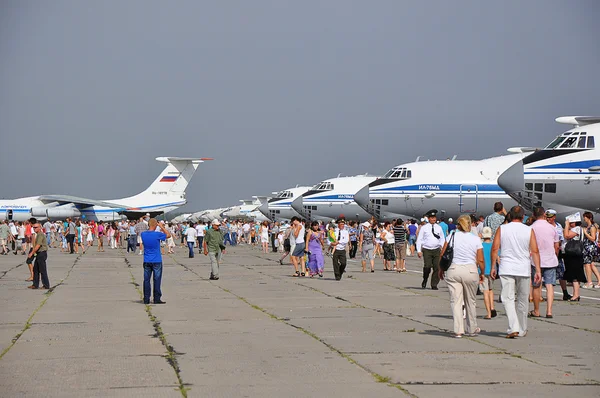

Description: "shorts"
292 242 305 257
408 235 416 246
481 275 494 291
394 241 406 260
137 236 143 244
0 239 6 246
361 243 374 260
531 266 557 287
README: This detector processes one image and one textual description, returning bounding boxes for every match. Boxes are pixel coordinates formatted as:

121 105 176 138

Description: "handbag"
564 228 583 258
439 232 455 271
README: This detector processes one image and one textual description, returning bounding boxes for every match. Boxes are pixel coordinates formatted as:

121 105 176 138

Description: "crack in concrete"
0 253 81 360
124 256 189 397
0 261 24 279
231 249 600 385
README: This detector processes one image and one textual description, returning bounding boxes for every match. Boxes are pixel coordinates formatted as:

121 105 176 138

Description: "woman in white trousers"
439 214 485 338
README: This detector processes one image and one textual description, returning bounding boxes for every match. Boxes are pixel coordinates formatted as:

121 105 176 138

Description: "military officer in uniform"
416 209 445 290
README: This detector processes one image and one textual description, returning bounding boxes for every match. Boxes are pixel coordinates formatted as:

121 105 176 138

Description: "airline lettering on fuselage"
419 185 440 190
337 194 354 199
1 205 28 209
152 191 168 195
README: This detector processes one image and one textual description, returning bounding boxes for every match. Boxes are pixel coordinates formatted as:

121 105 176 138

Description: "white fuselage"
291 176 393 222
0 195 185 222
261 186 311 221
499 118 600 215
356 154 525 220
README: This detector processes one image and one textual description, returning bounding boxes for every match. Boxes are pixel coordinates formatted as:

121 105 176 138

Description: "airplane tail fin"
125 157 212 203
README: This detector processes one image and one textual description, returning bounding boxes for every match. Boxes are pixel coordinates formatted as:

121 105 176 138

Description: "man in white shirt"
331 218 350 281
195 222 206 254
416 209 445 290
242 222 251 244
492 206 541 338
185 222 198 258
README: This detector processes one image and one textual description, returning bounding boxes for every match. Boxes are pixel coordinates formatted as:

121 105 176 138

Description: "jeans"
349 241 358 258
45 232 51 246
230 232 237 246
187 241 195 257
223 233 233 246
270 234 277 252
197 236 204 253
208 251 221 278
143 262 163 303
500 275 530 336
33 251 50 288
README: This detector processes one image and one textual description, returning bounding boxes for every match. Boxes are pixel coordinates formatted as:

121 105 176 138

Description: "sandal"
466 327 481 337
483 315 492 320
490 309 497 318
301 272 305 277
528 311 541 318
292 271 300 277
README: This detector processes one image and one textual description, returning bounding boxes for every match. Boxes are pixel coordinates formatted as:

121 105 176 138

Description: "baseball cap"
211 219 220 225
482 226 492 239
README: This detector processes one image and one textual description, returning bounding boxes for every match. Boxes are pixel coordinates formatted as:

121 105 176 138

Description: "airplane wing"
38 195 125 209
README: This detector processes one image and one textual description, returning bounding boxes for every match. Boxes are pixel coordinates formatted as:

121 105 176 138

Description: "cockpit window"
588 136 595 148
545 136 565 149
383 167 412 179
559 136 579 148
277 191 292 198
578 137 587 148
311 182 334 191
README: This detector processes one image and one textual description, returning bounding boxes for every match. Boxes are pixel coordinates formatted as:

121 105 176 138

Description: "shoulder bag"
564 228 583 258
439 232 455 271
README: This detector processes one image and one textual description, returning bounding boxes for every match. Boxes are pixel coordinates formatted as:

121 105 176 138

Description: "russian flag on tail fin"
160 175 178 182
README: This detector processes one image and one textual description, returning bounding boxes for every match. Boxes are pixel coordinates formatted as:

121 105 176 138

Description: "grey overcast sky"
1 1 599 212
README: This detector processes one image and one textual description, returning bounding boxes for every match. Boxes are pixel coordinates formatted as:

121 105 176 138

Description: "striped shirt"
393 225 407 243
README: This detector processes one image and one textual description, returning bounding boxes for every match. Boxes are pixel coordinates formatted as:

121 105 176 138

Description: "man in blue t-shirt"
140 219 171 305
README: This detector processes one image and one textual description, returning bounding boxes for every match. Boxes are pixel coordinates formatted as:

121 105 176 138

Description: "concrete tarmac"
0 244 599 397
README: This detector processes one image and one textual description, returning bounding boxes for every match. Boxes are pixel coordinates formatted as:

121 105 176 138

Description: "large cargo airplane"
291 175 389 222
499 116 600 216
0 157 210 222
354 154 526 220
258 186 311 221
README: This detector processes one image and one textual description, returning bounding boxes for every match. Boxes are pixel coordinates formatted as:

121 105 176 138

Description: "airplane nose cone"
354 184 370 210
291 195 304 217
498 160 524 195
258 202 269 218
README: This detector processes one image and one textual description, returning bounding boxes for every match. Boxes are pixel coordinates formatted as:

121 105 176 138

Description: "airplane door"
7 209 13 221
303 205 313 221
459 185 478 214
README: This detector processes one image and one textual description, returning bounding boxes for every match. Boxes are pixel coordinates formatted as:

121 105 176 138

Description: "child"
326 225 336 257
481 227 497 319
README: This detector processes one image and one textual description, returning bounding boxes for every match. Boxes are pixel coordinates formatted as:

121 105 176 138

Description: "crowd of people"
2 202 599 339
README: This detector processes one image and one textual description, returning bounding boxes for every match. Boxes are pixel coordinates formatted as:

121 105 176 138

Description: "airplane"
498 116 600 216
291 175 386 222
258 186 311 221
222 196 270 219
0 157 210 222
170 213 193 223
354 154 527 221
